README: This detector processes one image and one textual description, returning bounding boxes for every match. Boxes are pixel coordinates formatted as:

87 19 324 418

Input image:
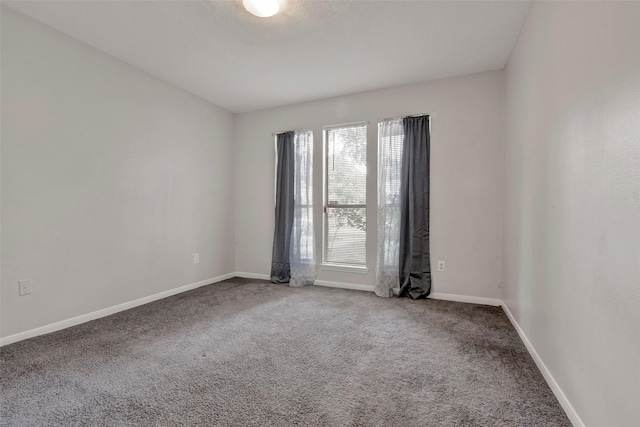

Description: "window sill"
320 264 369 274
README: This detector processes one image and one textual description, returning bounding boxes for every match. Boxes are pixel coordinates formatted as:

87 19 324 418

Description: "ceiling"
4 0 532 113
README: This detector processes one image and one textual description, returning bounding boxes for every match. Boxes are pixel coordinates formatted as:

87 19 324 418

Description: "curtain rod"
271 114 431 136
322 120 369 130
272 120 369 136
271 128 312 136
380 113 433 122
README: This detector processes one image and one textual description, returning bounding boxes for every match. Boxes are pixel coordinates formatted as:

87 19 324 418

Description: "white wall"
235 70 505 299
1 8 236 338
504 2 640 426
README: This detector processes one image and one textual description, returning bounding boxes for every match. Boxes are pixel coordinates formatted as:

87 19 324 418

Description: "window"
323 123 367 267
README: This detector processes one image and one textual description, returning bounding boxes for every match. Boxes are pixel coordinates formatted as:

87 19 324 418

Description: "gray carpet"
0 278 570 426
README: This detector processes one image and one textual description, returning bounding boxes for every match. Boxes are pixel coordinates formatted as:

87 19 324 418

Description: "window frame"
321 121 369 269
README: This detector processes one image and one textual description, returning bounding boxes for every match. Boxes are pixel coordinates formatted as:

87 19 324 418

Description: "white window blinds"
324 123 367 266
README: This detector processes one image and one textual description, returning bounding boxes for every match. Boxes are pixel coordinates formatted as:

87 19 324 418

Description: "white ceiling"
4 0 532 113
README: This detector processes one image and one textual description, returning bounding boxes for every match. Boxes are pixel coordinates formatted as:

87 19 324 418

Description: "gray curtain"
270 131 295 283
398 116 431 299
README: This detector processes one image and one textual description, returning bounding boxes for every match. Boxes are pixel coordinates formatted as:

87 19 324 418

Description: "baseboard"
0 272 236 347
234 273 376 293
501 303 584 427
0 270 582 426
314 280 375 293
430 292 501 306
234 273 500 304
235 272 270 280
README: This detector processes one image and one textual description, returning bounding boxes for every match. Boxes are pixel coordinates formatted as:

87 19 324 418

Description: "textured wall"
504 2 640 425
1 9 236 338
235 70 505 299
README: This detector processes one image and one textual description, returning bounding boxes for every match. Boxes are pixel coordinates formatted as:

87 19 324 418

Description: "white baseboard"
235 273 500 305
235 272 270 280
314 280 375 293
0 270 582 426
0 272 236 347
234 272 376 293
430 292 501 306
501 303 584 427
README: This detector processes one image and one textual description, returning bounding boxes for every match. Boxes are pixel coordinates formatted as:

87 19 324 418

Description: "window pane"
324 207 366 265
326 125 367 205
324 123 367 266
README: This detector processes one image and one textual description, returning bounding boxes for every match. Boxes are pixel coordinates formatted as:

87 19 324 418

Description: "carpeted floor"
0 278 571 426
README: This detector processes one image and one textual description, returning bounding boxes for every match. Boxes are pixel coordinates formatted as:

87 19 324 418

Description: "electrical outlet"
437 261 445 272
193 253 200 264
18 279 32 296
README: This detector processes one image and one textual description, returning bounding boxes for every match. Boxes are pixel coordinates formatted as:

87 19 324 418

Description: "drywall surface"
235 70 505 299
504 2 640 425
1 8 235 338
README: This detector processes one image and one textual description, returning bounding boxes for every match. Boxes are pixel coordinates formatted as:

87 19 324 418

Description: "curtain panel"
375 115 431 299
270 131 295 283
375 118 404 297
290 130 316 286
399 115 431 299
271 130 316 286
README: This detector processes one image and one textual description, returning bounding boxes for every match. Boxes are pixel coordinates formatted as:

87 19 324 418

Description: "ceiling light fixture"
242 0 280 18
